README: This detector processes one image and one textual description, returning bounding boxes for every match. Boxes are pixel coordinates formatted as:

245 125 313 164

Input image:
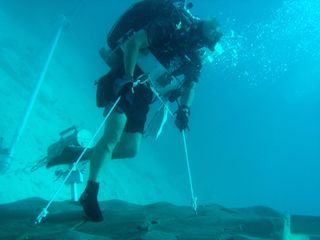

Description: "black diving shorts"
96 70 154 134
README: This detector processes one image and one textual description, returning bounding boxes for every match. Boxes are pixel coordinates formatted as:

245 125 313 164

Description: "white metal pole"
7 16 67 170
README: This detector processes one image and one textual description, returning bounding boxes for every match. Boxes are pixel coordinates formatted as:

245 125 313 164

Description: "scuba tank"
107 0 197 50
97 0 200 107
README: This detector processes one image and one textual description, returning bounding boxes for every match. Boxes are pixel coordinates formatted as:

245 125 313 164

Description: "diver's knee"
125 147 138 158
111 141 140 159
96 137 118 154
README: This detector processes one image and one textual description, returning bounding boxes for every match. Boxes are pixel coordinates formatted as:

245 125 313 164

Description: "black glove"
113 75 133 96
174 106 190 132
113 75 134 104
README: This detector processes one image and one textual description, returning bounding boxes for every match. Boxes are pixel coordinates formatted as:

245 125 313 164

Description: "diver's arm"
180 81 197 108
174 81 196 132
122 30 149 77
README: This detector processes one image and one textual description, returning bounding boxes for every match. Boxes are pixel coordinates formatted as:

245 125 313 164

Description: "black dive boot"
79 180 103 222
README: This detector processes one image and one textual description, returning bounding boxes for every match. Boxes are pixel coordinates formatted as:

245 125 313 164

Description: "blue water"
1 0 319 217
159 0 320 215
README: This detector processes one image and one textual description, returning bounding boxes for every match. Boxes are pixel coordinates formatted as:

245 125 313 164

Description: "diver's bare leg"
80 112 127 222
112 132 142 159
89 112 127 181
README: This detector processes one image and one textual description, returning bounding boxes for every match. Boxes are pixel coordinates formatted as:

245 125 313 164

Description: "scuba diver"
79 0 223 222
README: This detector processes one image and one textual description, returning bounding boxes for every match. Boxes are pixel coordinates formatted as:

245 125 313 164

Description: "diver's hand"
174 106 190 132
113 75 134 97
113 75 134 105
